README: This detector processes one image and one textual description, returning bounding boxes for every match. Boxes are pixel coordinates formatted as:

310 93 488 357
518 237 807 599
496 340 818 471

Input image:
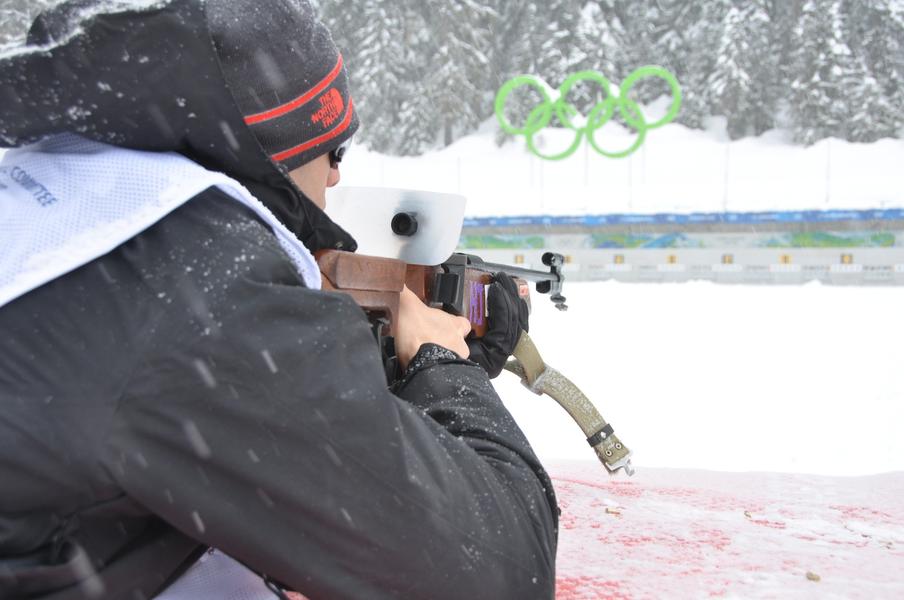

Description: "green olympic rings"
494 65 682 160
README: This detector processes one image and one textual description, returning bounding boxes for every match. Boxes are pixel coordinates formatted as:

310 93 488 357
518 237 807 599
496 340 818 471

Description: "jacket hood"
0 0 357 252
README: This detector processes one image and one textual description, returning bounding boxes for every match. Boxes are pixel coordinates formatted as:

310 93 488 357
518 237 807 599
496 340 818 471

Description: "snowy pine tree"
412 0 495 148
315 0 902 153
790 0 857 144
484 2 536 90
790 0 897 143
667 0 728 129
320 0 415 153
842 0 904 138
531 0 585 85
322 0 493 154
571 1 624 87
707 0 778 138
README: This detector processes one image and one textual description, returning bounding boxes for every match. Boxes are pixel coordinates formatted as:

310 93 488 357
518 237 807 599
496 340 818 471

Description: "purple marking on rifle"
469 281 485 326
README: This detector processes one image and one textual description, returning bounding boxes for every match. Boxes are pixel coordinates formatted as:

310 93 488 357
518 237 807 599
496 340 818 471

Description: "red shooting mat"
549 460 904 599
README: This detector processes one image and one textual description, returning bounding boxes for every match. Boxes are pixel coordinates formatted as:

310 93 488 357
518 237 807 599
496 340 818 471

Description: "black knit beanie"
207 0 359 171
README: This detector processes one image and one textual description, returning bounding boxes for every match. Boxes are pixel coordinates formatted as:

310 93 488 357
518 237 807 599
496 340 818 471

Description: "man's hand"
467 273 529 378
395 285 471 370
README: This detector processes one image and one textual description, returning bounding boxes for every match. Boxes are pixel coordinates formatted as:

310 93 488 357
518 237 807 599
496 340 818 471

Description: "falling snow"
182 419 212 459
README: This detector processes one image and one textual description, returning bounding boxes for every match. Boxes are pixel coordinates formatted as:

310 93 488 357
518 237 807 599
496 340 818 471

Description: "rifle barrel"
466 261 562 284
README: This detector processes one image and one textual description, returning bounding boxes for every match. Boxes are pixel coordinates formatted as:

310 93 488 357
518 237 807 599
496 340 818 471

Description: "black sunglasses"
329 137 353 168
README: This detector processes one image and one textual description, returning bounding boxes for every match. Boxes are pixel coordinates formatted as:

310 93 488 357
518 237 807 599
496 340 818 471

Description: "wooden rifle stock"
315 250 538 338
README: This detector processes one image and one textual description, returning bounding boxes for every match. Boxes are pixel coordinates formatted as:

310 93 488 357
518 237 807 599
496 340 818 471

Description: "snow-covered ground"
549 461 904 600
340 114 904 217
499 280 904 477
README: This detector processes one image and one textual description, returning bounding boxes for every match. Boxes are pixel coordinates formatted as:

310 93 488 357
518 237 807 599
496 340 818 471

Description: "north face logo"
312 88 344 127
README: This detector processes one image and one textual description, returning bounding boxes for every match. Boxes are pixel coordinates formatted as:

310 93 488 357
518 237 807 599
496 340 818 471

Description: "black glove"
467 272 529 378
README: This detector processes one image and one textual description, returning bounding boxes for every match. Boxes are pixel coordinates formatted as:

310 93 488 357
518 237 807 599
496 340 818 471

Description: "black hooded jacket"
0 1 558 599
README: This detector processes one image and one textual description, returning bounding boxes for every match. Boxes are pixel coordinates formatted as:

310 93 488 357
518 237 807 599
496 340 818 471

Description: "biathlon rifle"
315 247 635 477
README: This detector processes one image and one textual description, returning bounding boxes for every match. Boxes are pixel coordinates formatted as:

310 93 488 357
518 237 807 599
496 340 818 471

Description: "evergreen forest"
1 0 902 154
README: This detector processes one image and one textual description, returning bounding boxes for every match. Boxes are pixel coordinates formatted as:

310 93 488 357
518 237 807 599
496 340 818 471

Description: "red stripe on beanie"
244 54 344 125
271 98 355 163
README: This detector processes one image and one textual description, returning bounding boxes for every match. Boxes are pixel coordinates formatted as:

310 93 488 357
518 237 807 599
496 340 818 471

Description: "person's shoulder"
149 186 277 253
124 185 306 296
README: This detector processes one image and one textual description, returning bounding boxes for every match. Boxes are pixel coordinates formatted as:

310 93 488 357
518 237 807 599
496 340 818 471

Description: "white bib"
154 550 278 600
0 133 321 309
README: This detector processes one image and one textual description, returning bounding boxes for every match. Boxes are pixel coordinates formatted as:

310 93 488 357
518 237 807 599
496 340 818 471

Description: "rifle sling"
505 332 635 477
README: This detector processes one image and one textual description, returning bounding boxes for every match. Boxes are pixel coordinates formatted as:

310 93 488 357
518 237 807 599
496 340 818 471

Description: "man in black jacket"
0 1 558 599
